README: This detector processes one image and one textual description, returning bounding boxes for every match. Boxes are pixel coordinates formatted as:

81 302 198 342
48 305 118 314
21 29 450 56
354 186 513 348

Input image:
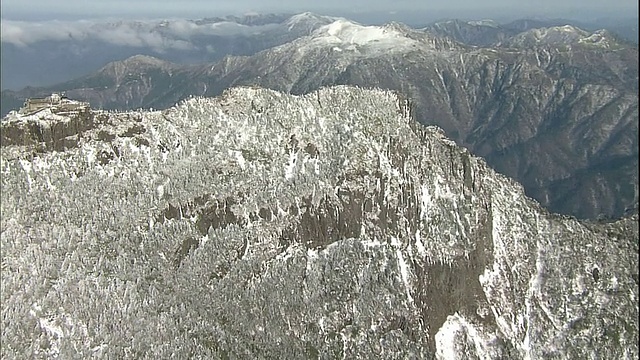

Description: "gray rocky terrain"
1 87 637 358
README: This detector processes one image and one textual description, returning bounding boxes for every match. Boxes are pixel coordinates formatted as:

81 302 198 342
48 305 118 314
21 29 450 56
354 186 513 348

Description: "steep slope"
2 19 637 220
1 87 637 358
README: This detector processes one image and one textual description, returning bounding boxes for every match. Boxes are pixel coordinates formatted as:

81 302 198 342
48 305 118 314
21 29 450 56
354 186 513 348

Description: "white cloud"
1 20 90 46
0 18 281 49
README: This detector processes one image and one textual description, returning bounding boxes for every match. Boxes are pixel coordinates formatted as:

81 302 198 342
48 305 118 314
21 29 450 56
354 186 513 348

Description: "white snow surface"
322 19 406 45
302 19 421 53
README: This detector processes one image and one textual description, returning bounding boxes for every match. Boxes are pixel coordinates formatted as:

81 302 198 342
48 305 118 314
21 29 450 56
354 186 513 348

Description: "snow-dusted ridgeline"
1 86 637 358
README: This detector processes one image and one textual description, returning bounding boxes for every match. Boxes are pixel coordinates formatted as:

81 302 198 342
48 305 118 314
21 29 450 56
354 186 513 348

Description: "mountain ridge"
423 17 639 47
1 86 637 358
1 18 637 220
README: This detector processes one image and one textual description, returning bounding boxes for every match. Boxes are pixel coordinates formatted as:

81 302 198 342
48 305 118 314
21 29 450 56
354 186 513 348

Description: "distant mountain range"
1 12 637 90
3 14 637 220
422 17 638 47
0 12 338 90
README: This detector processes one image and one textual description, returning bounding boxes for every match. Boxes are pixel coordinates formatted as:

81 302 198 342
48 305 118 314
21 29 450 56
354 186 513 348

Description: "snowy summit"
1 87 637 358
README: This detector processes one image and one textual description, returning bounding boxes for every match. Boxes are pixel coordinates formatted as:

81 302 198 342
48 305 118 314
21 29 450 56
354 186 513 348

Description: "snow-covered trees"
1 87 637 358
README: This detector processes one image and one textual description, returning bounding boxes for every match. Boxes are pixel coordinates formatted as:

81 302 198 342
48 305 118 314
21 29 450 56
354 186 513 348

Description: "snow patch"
38 317 64 339
415 230 426 258
391 236 414 303
435 314 465 359
276 247 294 262
361 238 385 248
233 150 246 170
323 19 401 45
284 150 298 180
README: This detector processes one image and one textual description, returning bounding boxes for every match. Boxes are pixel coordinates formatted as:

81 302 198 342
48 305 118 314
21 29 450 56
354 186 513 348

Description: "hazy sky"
1 0 637 21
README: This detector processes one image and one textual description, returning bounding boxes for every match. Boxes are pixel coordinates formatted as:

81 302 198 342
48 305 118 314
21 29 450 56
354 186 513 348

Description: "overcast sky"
1 0 637 21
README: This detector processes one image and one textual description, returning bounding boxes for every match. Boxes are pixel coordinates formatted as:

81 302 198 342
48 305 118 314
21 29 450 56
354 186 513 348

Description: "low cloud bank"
1 18 282 49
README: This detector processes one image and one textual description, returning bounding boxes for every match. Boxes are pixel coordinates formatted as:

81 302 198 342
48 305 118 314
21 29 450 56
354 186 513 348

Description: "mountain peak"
382 21 414 34
578 29 623 48
122 54 172 66
297 19 415 52
309 19 459 53
284 12 338 32
90 55 176 86
287 11 326 21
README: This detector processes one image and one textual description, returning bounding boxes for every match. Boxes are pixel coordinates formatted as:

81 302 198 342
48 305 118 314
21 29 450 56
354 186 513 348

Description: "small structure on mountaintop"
19 93 90 115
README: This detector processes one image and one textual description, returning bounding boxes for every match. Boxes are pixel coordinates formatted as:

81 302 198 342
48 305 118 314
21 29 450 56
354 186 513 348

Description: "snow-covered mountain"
423 18 637 47
1 17 637 220
1 87 637 358
501 25 623 48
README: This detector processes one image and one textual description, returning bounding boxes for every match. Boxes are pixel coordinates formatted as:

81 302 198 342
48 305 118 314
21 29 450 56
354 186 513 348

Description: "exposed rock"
1 87 636 358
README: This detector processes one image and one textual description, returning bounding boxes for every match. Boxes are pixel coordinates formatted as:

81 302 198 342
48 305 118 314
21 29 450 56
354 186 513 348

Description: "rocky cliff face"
1 87 637 359
2 19 637 221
